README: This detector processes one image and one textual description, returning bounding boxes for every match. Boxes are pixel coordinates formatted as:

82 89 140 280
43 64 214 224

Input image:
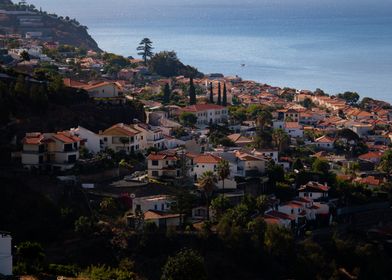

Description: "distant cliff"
0 0 101 51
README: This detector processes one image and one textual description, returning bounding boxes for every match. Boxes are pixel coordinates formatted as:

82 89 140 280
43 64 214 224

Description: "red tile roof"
23 133 44 145
182 104 225 112
194 154 222 164
52 132 82 144
299 181 329 193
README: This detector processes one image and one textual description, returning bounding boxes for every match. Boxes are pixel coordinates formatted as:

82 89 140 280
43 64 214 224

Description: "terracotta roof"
358 151 383 161
194 154 222 164
265 210 295 221
315 135 335 143
285 122 303 129
227 133 253 144
182 104 225 112
299 181 329 193
63 78 87 88
147 152 178 161
53 132 81 143
144 210 182 220
355 176 382 187
101 123 140 137
23 133 44 145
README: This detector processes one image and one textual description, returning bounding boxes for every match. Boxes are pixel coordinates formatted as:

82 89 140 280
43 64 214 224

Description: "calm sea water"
29 0 392 102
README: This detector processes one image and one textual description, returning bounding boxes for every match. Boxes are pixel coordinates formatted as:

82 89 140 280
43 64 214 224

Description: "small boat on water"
241 63 246 67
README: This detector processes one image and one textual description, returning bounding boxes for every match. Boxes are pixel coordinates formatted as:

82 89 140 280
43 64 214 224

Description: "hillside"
0 0 101 51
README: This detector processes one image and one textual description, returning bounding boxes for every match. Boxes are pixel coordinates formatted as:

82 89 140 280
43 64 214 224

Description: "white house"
100 123 142 153
284 122 304 138
314 135 335 150
0 232 12 276
233 151 267 177
134 123 165 150
21 131 81 171
253 149 279 163
180 104 228 126
193 153 237 189
83 81 123 98
132 195 174 214
298 181 329 200
143 210 182 228
147 151 181 179
70 126 101 154
278 201 307 224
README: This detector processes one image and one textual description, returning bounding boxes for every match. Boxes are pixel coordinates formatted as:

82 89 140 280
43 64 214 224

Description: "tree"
209 82 213 103
15 241 45 274
378 149 392 178
337 91 360 106
312 158 330 174
292 158 304 171
217 159 230 192
272 128 290 152
136 37 153 64
197 171 217 220
179 111 197 127
119 137 129 151
189 77 196 105
74 216 94 237
20 50 30 61
161 249 206 280
217 82 221 105
264 224 294 260
256 110 272 130
163 83 171 104
222 83 227 106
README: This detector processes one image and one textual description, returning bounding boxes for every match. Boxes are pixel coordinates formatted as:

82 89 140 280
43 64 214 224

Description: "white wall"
0 235 12 276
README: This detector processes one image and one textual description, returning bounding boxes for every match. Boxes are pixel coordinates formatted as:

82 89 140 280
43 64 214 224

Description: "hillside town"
1 1 392 280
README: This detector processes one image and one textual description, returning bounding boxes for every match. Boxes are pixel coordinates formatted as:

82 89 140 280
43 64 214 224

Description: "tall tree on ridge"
163 83 171 104
222 83 227 106
209 82 214 104
137 38 153 65
217 82 221 105
189 77 196 105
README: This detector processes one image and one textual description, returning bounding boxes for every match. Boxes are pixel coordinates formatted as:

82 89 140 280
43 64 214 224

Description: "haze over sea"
29 0 392 102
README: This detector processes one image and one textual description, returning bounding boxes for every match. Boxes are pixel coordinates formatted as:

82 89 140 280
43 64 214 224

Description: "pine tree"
222 83 227 106
137 38 154 65
189 77 196 105
209 82 214 103
217 82 221 105
163 83 171 104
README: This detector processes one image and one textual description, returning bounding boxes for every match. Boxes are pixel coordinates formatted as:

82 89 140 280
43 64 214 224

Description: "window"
291 209 294 214
154 204 157 210
161 204 164 211
152 171 159 177
152 160 159 166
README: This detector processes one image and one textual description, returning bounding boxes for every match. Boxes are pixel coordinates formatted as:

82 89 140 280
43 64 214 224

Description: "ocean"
29 0 392 102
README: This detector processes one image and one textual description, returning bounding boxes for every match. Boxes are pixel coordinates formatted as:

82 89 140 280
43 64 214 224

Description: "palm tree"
119 137 129 152
217 159 230 192
197 171 217 220
256 110 272 131
272 129 289 152
137 38 153 65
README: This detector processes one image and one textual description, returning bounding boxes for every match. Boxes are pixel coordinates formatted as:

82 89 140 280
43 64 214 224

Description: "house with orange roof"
284 122 304 138
21 131 81 171
100 123 142 153
358 151 384 164
180 104 228 126
298 181 329 200
354 176 383 188
314 135 335 150
227 133 253 147
147 151 181 179
191 153 237 189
